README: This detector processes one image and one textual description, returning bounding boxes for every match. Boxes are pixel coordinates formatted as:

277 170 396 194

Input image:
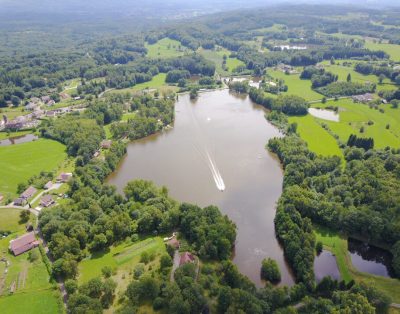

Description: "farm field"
0 208 62 314
145 38 189 59
319 60 398 91
79 237 166 312
364 41 400 62
315 225 400 303
312 99 400 148
109 73 177 95
288 115 343 159
0 139 66 197
199 47 244 75
268 69 323 101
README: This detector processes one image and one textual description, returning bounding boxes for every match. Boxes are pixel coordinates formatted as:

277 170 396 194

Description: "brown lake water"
107 89 294 287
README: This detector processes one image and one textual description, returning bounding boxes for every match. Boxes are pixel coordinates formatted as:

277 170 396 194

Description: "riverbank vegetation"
1 2 400 313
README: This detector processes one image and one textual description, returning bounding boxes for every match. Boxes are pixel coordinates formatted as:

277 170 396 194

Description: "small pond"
308 108 339 122
348 238 395 278
314 250 341 283
0 134 38 146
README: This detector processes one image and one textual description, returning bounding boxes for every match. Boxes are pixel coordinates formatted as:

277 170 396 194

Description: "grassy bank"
268 70 323 101
314 225 400 303
312 99 400 149
288 115 343 159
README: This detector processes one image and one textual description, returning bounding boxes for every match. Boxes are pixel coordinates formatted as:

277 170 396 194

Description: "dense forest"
1 2 400 313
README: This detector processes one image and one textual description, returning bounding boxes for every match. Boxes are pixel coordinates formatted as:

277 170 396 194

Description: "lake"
314 250 341 283
107 89 294 286
348 238 395 278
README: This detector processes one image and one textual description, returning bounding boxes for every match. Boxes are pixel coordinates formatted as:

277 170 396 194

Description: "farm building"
40 195 55 208
44 181 53 190
9 232 39 256
13 198 26 206
20 186 37 200
101 140 112 149
168 238 180 249
56 172 72 183
179 252 196 266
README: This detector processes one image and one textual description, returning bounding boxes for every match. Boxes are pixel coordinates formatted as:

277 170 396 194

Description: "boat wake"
187 101 225 191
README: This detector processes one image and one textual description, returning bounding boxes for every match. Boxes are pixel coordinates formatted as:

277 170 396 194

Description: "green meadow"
313 99 400 149
288 115 343 159
199 47 244 75
365 41 400 62
268 69 323 101
0 208 62 314
319 60 398 91
0 139 66 196
79 237 166 312
109 73 177 95
79 237 165 284
145 38 189 59
315 225 400 303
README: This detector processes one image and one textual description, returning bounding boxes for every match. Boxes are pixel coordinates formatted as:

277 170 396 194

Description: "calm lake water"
107 89 294 286
314 250 341 283
0 134 38 146
348 238 395 278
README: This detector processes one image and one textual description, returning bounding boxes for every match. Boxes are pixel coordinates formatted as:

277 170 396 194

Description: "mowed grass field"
199 47 244 75
313 99 400 148
314 225 400 303
365 41 400 62
288 115 343 159
0 139 66 196
145 38 189 59
268 69 323 101
79 237 166 312
0 208 62 314
109 73 177 95
319 60 398 92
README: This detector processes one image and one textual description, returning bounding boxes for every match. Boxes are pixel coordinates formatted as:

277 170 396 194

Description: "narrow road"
307 96 351 105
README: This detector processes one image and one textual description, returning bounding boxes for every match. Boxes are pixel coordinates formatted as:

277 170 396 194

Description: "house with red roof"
9 232 40 256
179 252 196 266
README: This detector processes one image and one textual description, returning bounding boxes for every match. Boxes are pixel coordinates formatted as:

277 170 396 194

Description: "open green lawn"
365 41 400 62
268 69 323 101
314 225 400 303
109 73 177 95
288 115 343 159
145 38 189 59
312 99 400 149
79 237 165 284
79 237 166 312
0 208 62 314
0 290 61 314
0 208 30 231
319 61 398 92
199 47 244 75
0 139 67 196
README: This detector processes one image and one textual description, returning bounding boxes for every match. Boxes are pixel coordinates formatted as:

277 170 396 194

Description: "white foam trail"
187 99 225 191
206 151 225 191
